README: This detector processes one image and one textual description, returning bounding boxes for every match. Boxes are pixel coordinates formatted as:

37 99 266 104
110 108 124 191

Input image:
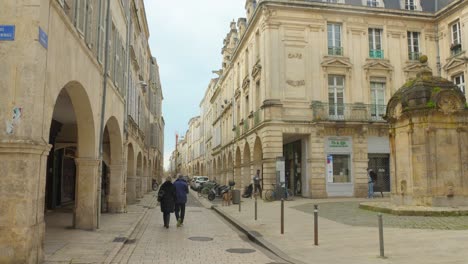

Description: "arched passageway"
126 144 136 204
242 143 251 188
235 147 242 188
45 82 97 230
102 117 124 213
136 153 142 199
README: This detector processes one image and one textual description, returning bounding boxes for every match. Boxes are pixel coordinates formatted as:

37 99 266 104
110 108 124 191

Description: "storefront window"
327 154 351 183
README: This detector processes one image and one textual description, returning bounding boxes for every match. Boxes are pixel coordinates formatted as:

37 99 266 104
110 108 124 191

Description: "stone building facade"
0 0 164 263
175 0 467 199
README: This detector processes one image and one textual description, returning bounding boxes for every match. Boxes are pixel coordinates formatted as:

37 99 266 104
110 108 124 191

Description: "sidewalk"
44 193 157 263
203 195 468 264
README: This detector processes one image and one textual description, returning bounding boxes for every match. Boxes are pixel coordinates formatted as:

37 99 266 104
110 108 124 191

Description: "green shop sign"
329 139 349 148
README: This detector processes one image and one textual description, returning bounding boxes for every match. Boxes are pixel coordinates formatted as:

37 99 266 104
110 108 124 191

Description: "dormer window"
367 0 378 7
404 0 418 10
323 0 344 3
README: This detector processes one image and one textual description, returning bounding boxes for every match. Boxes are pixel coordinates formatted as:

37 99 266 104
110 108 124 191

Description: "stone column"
126 176 136 204
262 130 283 191
74 158 100 230
108 164 125 213
141 175 147 195
308 127 327 198
0 141 51 264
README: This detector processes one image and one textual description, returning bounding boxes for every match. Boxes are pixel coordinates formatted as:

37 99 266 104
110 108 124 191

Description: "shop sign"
327 155 334 183
0 25 15 41
329 139 349 148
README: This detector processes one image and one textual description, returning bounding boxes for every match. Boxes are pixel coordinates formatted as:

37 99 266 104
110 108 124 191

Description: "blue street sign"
0 25 15 41
39 27 48 49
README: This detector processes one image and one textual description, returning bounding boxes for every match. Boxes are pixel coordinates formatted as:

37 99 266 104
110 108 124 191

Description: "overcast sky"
144 0 246 170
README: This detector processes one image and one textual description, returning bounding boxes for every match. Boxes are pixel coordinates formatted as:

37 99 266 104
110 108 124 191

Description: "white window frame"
451 21 462 45
323 0 344 3
328 75 345 119
97 0 106 63
369 28 382 51
403 0 419 10
75 0 87 35
453 74 466 96
370 81 386 119
328 23 342 55
363 0 382 7
407 31 420 60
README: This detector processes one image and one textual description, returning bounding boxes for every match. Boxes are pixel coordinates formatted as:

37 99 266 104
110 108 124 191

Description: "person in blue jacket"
173 174 189 227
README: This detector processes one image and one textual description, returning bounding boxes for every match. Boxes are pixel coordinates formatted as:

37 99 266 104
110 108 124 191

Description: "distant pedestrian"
158 177 176 228
367 168 377 198
252 169 262 198
173 174 189 227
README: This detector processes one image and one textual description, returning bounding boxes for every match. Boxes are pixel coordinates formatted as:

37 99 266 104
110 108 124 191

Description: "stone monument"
362 58 468 215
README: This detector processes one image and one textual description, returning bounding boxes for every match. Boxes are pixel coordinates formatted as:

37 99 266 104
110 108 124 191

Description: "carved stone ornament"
393 102 403 119
436 91 464 115
286 80 305 86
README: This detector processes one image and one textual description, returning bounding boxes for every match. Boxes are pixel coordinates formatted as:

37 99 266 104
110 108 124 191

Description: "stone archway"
217 156 222 182
103 116 124 213
143 157 147 194
235 147 242 188
136 152 143 199
228 152 234 184
253 137 263 177
243 142 251 188
44 82 98 232
126 144 136 204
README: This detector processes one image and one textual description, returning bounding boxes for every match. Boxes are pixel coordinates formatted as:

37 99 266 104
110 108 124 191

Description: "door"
368 154 390 192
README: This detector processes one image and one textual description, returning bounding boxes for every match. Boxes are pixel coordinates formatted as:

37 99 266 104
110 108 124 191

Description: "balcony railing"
253 109 262 126
408 51 421 61
311 102 387 122
450 43 463 57
235 126 240 138
369 49 384 59
328 46 343 56
243 120 249 134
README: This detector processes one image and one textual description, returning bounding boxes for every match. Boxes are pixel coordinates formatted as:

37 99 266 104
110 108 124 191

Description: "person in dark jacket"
158 177 176 228
173 174 189 227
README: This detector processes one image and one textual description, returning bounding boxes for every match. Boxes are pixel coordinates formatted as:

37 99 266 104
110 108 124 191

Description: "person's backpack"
370 171 377 183
157 189 165 202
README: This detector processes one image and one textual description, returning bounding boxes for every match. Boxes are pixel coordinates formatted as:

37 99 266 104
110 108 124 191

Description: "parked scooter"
242 184 253 198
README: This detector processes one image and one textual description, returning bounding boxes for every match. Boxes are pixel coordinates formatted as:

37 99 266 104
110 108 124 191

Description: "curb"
103 195 156 264
212 205 307 264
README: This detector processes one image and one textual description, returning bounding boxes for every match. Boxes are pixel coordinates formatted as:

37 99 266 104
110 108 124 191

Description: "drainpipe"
97 0 112 229
435 0 441 76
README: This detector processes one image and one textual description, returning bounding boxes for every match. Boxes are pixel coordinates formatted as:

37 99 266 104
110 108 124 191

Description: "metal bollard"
378 213 385 258
254 196 257 221
281 199 284 234
314 204 318 246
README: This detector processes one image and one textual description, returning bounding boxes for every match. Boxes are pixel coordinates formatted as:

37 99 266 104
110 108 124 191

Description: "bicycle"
264 184 294 202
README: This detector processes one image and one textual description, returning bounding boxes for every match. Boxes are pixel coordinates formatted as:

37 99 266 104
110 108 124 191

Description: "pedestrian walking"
158 177 176 228
367 168 377 198
173 174 189 227
252 169 262 199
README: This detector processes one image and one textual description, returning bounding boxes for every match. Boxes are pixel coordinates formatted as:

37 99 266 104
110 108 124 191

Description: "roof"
303 0 456 13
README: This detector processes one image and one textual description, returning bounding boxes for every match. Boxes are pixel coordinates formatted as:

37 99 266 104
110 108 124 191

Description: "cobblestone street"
111 193 279 264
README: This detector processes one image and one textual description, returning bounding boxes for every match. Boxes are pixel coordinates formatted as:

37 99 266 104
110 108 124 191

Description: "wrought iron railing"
311 102 387 122
369 49 384 59
450 44 463 57
253 109 262 126
328 46 343 56
243 121 249 134
408 52 421 61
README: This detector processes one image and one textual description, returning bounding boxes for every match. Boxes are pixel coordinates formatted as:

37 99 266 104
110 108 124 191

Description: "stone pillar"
261 130 283 192
0 141 51 264
126 176 136 204
74 158 100 230
141 175 147 195
108 164 125 213
308 127 327 198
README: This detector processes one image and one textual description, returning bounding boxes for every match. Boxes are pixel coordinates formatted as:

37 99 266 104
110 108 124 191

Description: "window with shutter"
97 0 106 63
75 0 86 35
85 1 94 49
